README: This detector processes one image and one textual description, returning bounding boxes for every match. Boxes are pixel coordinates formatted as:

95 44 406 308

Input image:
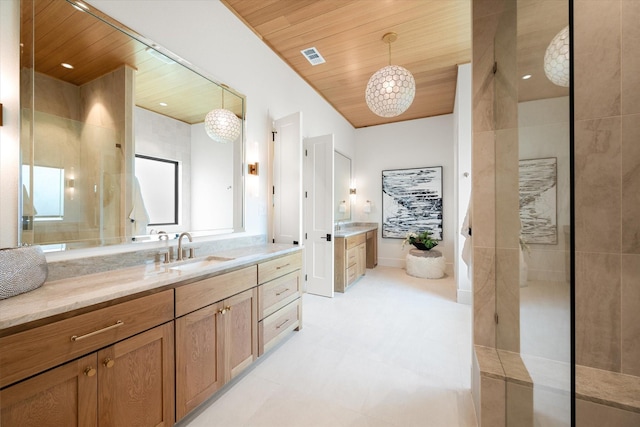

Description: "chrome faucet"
177 232 193 261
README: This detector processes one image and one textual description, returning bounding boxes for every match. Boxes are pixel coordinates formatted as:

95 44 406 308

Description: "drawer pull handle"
103 358 115 368
84 367 97 377
276 319 289 329
276 263 290 270
217 306 232 315
275 288 290 296
71 320 124 342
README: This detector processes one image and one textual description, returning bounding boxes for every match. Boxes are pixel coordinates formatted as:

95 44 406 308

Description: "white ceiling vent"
301 47 326 66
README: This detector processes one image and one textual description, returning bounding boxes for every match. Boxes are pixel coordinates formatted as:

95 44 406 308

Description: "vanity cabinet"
0 291 175 427
257 252 302 355
174 267 258 421
366 229 378 268
334 233 366 292
0 248 304 426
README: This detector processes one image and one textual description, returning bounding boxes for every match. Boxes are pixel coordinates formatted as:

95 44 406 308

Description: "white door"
272 112 302 245
303 134 334 297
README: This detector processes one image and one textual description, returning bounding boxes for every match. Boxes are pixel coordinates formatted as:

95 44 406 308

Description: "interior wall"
574 0 640 377
135 107 192 234
454 63 473 304
353 115 455 270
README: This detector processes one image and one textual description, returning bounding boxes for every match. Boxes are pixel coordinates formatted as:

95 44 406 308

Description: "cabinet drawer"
258 270 301 320
346 265 359 286
346 233 365 249
258 252 302 284
346 247 358 267
0 290 174 388
258 299 300 356
175 266 256 317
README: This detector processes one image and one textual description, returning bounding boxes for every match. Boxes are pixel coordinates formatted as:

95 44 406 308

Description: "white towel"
129 177 150 235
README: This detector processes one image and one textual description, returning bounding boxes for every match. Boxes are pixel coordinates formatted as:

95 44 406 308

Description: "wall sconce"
349 188 356 195
248 162 259 176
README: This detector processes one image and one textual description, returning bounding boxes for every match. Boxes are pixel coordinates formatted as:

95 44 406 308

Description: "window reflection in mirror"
134 155 178 231
334 151 351 221
19 0 245 250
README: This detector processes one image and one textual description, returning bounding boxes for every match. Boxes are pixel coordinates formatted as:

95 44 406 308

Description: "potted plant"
402 230 438 251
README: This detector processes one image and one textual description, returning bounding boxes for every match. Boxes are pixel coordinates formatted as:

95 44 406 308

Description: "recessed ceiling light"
61 63 74 69
159 102 168 107
522 74 532 80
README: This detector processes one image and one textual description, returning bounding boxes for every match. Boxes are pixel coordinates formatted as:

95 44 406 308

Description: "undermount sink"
169 255 234 273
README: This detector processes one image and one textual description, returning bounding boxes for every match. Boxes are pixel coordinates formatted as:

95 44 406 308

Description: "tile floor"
182 266 477 427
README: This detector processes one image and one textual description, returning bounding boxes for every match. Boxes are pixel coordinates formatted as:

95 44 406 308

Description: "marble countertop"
0 244 301 331
334 223 378 238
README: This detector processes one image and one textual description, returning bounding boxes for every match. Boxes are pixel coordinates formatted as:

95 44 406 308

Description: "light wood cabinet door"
98 322 175 427
175 288 258 421
175 301 224 421
225 288 258 381
1 354 98 427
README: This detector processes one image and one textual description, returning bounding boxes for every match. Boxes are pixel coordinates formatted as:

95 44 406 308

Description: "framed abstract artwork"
382 166 443 240
519 157 557 244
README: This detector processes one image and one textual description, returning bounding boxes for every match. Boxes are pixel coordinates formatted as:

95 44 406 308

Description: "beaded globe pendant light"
365 32 415 118
204 89 242 144
543 26 570 87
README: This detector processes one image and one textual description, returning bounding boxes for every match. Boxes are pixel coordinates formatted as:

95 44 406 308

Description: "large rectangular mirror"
19 0 245 250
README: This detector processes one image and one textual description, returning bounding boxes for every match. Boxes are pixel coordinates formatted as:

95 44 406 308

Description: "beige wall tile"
506 382 533 427
481 376 506 427
496 248 520 352
574 117 621 253
495 128 520 250
472 0 515 20
621 115 640 254
621 254 640 376
473 130 496 248
574 0 621 121
474 247 497 348
576 398 640 427
621 0 640 115
575 252 621 371
493 6 518 132
473 13 498 133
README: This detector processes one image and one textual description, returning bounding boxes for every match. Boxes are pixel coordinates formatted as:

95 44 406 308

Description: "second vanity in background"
334 223 378 292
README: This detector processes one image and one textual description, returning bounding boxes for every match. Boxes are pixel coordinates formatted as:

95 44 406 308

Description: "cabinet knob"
84 367 97 377
103 358 115 368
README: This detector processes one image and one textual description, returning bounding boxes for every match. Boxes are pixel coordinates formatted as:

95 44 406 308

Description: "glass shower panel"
494 0 571 425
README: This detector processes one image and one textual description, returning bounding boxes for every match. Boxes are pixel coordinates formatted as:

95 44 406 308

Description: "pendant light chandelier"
204 88 242 144
543 26 570 87
365 32 415 118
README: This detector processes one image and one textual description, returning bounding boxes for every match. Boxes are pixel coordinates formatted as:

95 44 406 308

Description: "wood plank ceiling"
23 0 243 125
222 0 472 128
24 0 568 129
222 0 569 129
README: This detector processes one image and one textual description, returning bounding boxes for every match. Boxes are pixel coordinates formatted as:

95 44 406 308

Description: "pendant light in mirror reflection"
365 32 415 118
204 88 242 144
544 26 570 87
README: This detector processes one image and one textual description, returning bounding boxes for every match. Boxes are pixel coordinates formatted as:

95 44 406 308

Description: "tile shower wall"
574 0 640 376
471 0 520 353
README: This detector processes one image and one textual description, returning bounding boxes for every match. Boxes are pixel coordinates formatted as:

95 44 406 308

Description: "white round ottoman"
406 249 446 279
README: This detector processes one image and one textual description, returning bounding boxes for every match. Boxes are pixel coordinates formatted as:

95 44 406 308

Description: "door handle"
320 233 332 241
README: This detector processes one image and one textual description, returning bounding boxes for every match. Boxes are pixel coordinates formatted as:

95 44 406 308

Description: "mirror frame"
19 0 247 251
